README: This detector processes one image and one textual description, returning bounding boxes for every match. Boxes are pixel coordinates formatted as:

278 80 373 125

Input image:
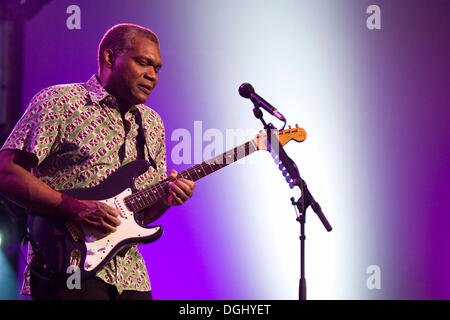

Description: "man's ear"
103 49 115 68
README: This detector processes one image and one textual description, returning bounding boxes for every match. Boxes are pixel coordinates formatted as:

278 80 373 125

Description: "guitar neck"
124 139 259 213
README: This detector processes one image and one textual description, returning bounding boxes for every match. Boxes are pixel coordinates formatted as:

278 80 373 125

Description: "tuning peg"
288 125 291 129
289 182 295 189
295 124 299 128
282 169 288 177
278 163 284 171
285 175 292 183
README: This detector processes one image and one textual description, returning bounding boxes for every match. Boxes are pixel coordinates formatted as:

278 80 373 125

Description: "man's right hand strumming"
59 194 121 237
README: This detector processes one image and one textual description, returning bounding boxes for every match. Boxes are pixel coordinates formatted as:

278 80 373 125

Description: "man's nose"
144 67 157 81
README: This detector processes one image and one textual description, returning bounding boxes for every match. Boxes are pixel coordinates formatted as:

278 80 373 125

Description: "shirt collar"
85 74 142 113
86 74 111 104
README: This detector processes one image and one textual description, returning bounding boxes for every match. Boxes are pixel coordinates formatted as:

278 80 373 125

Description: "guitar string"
123 141 256 210
123 143 252 209
124 140 257 211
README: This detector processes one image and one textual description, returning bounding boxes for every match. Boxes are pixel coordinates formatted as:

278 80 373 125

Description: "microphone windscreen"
238 83 255 98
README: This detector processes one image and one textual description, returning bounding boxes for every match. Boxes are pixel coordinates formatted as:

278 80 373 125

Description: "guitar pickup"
114 199 127 218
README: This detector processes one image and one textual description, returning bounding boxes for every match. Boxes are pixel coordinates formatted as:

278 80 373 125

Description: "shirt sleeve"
0 87 62 168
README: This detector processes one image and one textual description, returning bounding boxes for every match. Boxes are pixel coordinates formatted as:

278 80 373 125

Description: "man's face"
108 33 162 106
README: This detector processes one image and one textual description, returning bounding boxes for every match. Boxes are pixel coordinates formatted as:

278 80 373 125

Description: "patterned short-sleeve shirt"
1 75 167 295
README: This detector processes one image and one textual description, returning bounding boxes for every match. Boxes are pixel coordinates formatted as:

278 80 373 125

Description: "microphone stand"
251 105 332 300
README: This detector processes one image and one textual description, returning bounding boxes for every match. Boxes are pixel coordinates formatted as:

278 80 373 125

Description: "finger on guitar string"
97 201 121 227
97 201 120 216
168 181 190 202
176 178 195 196
165 169 195 206
167 191 183 206
168 169 178 179
75 200 120 235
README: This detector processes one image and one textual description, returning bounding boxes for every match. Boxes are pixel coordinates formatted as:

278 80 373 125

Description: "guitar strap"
132 108 157 170
100 94 157 170
128 108 157 230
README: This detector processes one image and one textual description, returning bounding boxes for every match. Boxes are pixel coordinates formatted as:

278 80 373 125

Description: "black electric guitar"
28 126 306 280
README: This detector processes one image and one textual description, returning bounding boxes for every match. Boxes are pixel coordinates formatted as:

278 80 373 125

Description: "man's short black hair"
98 23 159 68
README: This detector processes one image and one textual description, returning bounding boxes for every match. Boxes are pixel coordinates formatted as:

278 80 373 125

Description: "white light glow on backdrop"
183 0 376 299
16 0 383 300
11 0 447 300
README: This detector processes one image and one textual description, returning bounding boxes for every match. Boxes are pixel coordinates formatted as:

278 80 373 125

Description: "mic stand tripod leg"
292 196 308 300
298 213 306 300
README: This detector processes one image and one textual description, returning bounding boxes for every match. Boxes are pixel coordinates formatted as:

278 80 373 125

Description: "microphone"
239 83 286 122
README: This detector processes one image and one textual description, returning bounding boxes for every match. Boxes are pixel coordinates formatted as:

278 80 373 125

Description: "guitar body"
28 159 164 280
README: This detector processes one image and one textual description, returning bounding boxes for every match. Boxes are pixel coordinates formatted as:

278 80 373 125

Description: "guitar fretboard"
123 139 259 213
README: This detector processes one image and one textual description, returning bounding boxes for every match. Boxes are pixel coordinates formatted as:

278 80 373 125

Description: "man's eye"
135 58 147 66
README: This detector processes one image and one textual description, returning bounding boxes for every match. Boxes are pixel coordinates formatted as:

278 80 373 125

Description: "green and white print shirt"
1 75 167 295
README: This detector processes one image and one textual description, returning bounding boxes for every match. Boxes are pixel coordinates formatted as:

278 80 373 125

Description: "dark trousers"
30 273 153 300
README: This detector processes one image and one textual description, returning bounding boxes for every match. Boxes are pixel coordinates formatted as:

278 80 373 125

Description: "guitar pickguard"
81 188 162 271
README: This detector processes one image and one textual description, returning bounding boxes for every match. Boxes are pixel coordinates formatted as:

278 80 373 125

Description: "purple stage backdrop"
0 0 449 299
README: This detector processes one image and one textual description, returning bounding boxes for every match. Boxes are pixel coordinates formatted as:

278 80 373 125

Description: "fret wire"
199 163 208 176
156 180 168 198
187 166 195 178
133 193 142 207
143 187 157 203
223 151 229 166
140 193 148 207
152 183 161 198
204 162 213 174
229 148 235 163
188 166 198 180
191 168 200 180
149 184 159 199
241 143 247 160
145 193 153 206
182 169 193 181
204 163 213 175
153 183 162 198
182 169 191 180
191 166 202 180
129 194 138 210
136 194 144 209
151 182 162 199
186 170 194 180
194 166 204 179
243 142 250 158
250 139 258 152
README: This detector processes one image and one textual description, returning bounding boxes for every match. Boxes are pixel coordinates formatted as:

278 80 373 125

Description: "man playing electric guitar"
0 24 195 300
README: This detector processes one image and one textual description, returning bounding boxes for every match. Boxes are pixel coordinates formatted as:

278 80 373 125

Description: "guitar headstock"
253 124 307 151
